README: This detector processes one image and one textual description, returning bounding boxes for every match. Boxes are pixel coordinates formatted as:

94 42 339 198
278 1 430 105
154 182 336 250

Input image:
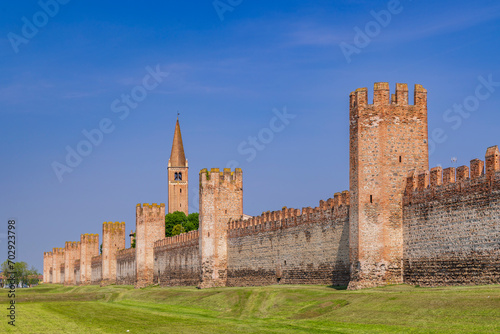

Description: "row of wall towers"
43 83 500 289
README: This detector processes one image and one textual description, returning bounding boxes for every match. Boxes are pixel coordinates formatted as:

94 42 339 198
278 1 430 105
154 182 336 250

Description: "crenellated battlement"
102 222 126 232
154 230 199 249
64 241 80 249
228 192 349 238
350 83 427 110
52 247 64 254
81 233 99 243
404 145 500 205
199 168 243 186
116 247 135 259
136 203 165 218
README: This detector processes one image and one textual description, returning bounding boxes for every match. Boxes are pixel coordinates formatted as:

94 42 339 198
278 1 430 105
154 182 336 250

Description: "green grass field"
0 283 499 333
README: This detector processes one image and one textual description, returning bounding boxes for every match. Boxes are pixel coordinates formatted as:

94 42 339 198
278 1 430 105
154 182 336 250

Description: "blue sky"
1 0 500 272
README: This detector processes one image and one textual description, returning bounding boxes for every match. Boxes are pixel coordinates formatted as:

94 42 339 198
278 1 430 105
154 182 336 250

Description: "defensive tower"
199 168 243 288
63 241 80 286
80 233 99 285
102 222 126 284
135 203 166 288
349 82 429 289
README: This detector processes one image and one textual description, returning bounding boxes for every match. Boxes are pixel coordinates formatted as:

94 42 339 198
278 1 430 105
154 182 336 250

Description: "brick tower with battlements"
349 83 429 289
101 222 126 285
43 251 53 283
135 203 166 288
64 241 80 286
52 248 64 283
168 118 189 215
79 233 99 285
199 168 243 288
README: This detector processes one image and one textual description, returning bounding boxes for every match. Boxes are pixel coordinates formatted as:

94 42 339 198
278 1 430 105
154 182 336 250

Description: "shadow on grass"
327 285 348 290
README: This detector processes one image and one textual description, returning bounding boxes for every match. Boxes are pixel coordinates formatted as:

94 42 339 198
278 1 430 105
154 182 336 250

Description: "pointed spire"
169 118 187 167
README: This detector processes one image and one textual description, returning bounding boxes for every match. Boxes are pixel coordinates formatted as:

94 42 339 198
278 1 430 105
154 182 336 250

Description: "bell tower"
168 117 189 215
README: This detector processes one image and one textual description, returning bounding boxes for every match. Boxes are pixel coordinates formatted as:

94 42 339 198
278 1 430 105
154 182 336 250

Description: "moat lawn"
1 284 499 333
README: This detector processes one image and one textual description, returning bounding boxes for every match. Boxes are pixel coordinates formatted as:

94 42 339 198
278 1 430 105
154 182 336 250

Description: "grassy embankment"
1 283 499 333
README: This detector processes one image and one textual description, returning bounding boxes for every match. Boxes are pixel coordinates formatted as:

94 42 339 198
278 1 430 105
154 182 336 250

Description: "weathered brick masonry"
91 255 102 284
199 168 243 288
64 241 80 286
403 146 500 286
135 203 165 288
79 233 99 285
154 230 200 286
227 192 350 286
349 83 429 289
102 222 126 285
116 248 136 285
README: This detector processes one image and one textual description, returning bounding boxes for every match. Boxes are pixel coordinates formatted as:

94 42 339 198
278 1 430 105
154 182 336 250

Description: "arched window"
178 172 182 180
174 172 179 180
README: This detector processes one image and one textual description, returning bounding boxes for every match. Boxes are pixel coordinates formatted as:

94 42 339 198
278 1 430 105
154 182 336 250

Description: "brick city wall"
227 193 350 286
403 146 500 286
154 230 200 286
91 255 102 284
116 248 136 285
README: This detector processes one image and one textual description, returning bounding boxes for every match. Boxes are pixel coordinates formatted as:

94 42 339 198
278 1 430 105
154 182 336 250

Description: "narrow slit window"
399 156 402 163
370 195 373 203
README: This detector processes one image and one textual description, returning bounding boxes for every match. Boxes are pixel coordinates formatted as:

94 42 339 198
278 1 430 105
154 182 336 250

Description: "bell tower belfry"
168 118 189 215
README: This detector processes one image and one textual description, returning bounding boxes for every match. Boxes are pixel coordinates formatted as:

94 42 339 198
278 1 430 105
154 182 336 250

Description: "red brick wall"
116 248 136 285
91 255 102 284
403 148 500 286
227 195 350 286
154 230 199 286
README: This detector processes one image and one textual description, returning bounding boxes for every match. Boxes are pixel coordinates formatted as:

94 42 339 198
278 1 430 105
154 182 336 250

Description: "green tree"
165 211 187 237
1 260 39 286
171 224 185 236
131 233 136 248
165 211 199 237
187 212 199 230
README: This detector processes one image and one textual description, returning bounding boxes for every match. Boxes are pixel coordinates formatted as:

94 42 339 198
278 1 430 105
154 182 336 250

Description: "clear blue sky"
1 0 500 272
